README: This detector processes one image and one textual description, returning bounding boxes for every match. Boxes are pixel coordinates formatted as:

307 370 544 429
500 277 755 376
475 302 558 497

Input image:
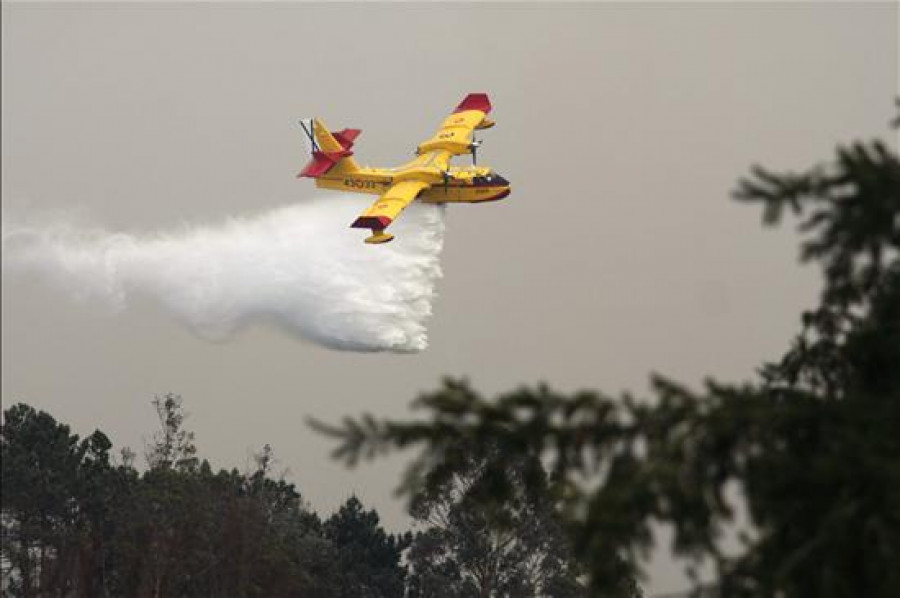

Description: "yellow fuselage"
314 150 511 204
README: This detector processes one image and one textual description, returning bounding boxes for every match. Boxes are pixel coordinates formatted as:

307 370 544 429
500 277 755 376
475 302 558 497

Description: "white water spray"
1 197 446 352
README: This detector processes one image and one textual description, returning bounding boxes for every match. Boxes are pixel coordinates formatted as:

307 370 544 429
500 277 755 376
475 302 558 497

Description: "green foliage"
313 126 900 597
146 393 198 471
324 495 412 597
0 403 118 595
3 396 573 596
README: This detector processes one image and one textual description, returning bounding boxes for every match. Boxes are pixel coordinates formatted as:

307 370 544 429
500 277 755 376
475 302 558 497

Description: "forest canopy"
1 394 584 597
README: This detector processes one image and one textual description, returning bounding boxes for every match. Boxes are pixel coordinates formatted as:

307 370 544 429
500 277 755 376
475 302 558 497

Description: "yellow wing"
417 93 494 157
350 180 430 239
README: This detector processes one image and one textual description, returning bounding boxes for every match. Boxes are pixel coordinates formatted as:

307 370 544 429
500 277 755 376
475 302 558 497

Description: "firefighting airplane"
298 93 510 244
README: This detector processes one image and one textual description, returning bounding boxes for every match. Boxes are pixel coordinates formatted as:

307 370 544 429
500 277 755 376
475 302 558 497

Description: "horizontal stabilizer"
332 128 362 150
298 149 353 178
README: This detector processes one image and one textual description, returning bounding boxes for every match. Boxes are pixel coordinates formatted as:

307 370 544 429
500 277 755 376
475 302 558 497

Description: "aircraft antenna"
299 119 318 153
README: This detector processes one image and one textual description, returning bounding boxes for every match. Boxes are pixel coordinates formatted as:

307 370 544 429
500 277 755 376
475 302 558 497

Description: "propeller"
442 170 451 194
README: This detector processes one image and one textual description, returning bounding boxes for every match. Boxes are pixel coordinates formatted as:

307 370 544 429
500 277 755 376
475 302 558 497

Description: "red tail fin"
298 120 363 178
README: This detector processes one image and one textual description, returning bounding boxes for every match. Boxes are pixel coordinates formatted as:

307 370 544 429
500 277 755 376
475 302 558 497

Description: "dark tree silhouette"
0 403 117 596
2 400 375 597
323 495 412 598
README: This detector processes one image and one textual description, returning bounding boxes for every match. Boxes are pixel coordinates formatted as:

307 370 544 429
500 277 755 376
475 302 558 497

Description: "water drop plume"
1 196 446 352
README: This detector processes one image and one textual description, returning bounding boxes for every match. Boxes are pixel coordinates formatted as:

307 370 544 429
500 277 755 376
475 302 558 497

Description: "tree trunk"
20 528 33 598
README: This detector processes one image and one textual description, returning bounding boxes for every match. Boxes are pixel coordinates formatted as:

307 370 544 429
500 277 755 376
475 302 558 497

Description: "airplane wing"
350 180 431 243
416 93 494 158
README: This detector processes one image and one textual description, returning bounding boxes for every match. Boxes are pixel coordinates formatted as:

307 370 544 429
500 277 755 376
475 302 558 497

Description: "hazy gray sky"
2 2 896 592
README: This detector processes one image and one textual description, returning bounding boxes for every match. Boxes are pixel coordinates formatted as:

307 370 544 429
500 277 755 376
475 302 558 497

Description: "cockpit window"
472 173 506 186
471 173 508 186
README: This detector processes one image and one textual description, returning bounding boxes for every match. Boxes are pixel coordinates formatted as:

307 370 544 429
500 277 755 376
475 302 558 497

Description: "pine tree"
323 495 412 598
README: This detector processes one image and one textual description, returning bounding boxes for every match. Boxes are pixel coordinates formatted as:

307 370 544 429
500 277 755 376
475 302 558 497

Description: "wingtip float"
297 93 511 244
